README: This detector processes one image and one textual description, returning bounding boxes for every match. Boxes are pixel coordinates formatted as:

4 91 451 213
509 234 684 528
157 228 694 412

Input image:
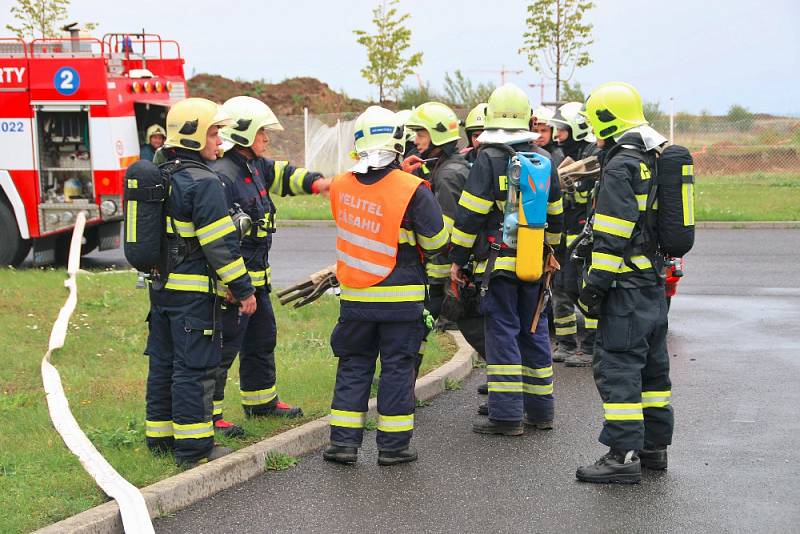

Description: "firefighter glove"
578 284 605 319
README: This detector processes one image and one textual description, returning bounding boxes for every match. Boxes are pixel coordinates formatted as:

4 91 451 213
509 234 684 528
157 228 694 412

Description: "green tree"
354 0 423 104
643 101 665 123
519 0 594 101
727 104 754 131
6 0 96 39
442 70 496 109
560 80 585 102
397 83 442 109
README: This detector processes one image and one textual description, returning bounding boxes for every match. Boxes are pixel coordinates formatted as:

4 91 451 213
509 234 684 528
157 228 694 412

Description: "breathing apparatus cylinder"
516 208 545 282
510 152 552 282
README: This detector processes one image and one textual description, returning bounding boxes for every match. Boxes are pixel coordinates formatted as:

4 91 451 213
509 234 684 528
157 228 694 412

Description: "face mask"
350 149 399 173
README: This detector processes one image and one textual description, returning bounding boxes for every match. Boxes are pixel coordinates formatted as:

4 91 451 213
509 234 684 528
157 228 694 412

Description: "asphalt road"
73 224 338 289
152 228 800 534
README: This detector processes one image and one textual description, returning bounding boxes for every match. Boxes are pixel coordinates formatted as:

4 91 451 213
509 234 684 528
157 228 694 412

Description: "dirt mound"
187 74 368 116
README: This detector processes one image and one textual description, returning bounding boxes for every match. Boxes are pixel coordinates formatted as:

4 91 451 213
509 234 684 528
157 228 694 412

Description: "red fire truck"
0 29 187 266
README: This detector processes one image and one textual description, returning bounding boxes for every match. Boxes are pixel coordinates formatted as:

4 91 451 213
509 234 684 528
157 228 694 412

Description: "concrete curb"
696 221 800 229
36 332 476 534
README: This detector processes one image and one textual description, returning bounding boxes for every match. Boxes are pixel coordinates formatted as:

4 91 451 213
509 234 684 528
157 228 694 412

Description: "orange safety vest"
330 169 423 288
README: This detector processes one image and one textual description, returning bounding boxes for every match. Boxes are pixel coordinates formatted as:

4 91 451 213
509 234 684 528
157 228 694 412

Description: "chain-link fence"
654 116 800 175
266 108 800 178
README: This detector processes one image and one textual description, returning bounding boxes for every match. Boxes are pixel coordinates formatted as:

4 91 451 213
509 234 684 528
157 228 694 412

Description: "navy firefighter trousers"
329 319 426 451
145 292 221 463
594 285 673 451
215 288 278 418
483 276 554 423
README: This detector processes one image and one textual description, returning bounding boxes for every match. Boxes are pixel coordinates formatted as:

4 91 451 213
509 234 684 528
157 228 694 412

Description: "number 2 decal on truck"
54 66 80 96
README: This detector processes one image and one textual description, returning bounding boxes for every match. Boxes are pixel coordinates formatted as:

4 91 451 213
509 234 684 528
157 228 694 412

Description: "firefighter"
322 106 447 466
531 106 563 345
210 96 331 437
140 124 166 162
144 98 256 468
531 106 564 167
461 103 487 164
401 102 485 373
449 83 564 435
575 81 672 484
462 102 490 395
549 102 600 367
401 102 469 320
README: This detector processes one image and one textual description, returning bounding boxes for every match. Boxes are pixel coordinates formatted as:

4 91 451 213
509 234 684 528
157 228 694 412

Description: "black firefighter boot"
378 446 418 466
639 445 668 470
323 445 358 464
213 418 246 438
177 445 234 470
246 399 304 419
576 449 641 484
472 418 524 436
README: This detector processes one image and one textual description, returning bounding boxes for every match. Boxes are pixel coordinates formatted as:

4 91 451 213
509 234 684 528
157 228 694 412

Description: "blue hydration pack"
502 151 551 248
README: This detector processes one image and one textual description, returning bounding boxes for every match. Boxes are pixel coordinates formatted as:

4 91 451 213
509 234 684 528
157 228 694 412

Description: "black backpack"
123 159 210 277
651 145 695 257
605 143 696 258
124 159 167 274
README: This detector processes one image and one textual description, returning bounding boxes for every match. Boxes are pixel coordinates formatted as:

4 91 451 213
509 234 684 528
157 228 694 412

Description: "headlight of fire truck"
100 199 118 217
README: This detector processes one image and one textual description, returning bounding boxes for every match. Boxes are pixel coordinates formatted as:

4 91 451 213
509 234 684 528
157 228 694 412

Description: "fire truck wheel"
54 228 100 264
80 228 99 255
0 201 31 267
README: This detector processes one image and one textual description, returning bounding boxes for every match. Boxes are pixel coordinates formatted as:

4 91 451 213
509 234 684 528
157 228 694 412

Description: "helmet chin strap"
234 144 258 160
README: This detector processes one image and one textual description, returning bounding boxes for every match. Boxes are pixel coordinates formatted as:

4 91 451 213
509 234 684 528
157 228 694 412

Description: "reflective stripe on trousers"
240 385 277 406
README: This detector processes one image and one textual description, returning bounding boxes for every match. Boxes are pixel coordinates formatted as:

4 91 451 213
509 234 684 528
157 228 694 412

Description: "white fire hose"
40 211 154 533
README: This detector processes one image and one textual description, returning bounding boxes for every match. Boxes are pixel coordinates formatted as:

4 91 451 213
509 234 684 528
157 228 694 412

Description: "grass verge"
0 269 455 533
273 172 800 222
696 172 800 221
272 194 331 221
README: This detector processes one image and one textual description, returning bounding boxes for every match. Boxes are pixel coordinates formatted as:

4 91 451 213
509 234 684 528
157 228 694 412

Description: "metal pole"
303 107 309 167
336 119 342 174
669 97 675 144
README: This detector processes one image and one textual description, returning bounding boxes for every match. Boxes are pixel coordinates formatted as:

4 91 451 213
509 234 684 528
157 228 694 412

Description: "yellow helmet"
485 83 531 130
395 109 416 144
220 96 283 148
465 103 487 132
584 82 647 139
406 102 461 146
353 106 405 154
165 98 234 151
145 124 166 140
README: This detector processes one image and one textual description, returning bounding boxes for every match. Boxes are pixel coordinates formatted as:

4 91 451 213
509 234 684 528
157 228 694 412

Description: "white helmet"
353 106 405 155
221 96 283 148
531 105 555 124
549 101 595 142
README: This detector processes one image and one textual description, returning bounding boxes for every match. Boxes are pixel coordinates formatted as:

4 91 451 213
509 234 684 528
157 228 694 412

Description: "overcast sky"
3 0 798 115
